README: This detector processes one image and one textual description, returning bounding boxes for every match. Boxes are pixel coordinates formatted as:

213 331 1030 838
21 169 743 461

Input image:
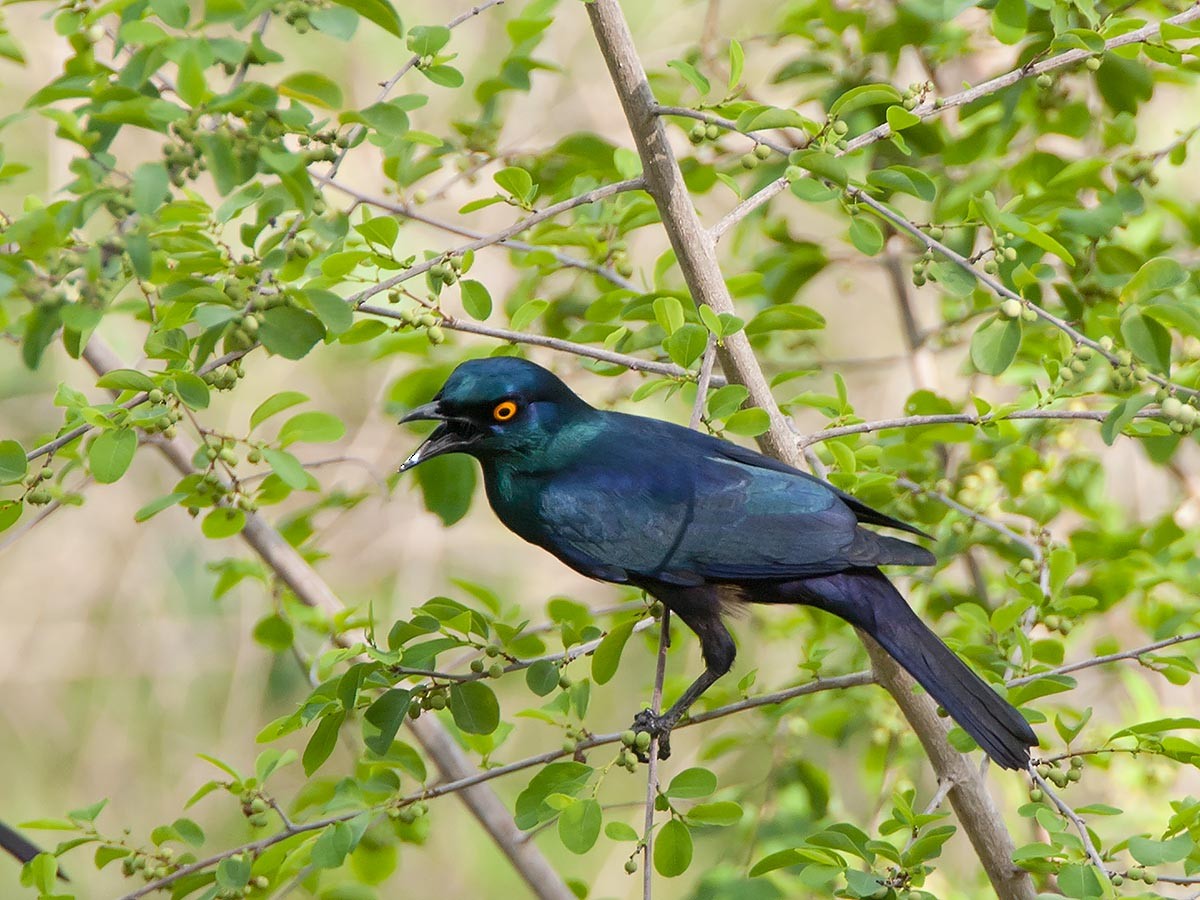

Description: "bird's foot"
628 709 673 762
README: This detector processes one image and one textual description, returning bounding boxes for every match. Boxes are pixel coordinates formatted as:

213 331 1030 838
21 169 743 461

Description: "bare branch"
799 407 1163 449
315 174 638 291
1008 630 1200 688
345 178 646 307
642 611 671 899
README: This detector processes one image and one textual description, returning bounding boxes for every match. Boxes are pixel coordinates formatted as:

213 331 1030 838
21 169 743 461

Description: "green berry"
488 662 504 679
635 731 652 751
1036 74 1053 88
1021 307 1038 323
558 673 572 689
428 692 447 710
470 658 486 673
624 859 638 874
1070 756 1084 768
753 143 771 160
1086 57 1101 71
740 153 758 170
485 644 500 657
832 120 849 136
621 730 636 747
705 124 719 140
1000 299 1022 319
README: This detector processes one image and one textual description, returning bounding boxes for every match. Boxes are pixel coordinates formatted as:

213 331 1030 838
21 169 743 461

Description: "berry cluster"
687 121 723 144
900 81 934 110
982 231 1018 275
739 143 773 170
240 790 271 828
385 295 447 345
1157 391 1199 434
278 0 329 34
121 846 178 883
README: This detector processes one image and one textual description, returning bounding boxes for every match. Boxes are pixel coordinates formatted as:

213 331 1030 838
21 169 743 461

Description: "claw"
629 709 673 762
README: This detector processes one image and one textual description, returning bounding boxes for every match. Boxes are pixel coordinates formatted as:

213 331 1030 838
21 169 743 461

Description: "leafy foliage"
2 0 1200 897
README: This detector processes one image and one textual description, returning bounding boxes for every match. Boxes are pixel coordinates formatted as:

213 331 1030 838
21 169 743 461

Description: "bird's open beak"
398 402 477 472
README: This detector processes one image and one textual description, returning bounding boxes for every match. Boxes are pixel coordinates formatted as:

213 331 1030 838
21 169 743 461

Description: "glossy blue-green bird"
400 357 1037 769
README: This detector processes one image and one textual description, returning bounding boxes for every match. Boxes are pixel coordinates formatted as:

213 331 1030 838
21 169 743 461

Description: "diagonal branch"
585 2 1035 897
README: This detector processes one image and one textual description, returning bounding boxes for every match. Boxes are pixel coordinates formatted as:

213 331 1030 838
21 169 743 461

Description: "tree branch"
345 178 646 307
586 2 1035 896
314 173 638 291
799 407 1162 449
1007 629 1200 688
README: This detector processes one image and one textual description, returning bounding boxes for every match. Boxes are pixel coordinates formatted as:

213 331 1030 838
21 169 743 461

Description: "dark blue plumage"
400 357 1037 769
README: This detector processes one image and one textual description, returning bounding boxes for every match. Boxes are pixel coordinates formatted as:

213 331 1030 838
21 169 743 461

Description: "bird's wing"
531 430 932 584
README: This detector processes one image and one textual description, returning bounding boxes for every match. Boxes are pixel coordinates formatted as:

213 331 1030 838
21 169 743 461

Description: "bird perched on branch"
399 357 1037 769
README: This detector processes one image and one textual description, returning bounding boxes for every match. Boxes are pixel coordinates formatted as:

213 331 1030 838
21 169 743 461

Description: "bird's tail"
0 820 45 865
779 569 1037 770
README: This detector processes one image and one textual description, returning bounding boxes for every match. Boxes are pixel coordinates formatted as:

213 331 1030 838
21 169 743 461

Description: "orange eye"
492 400 518 422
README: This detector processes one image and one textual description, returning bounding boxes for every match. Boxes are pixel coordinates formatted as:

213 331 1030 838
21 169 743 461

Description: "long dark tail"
0 820 44 865
779 569 1037 770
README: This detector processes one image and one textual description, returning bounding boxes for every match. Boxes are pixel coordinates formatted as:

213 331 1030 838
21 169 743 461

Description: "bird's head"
398 357 592 472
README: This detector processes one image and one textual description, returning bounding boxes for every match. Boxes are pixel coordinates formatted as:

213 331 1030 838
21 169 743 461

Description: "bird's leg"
629 597 735 761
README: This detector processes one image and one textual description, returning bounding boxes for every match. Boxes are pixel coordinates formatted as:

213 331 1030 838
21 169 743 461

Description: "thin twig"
1029 769 1109 877
118 668 873 899
643 611 670 900
689 335 717 430
1007 630 1200 687
346 179 646 306
314 174 638 291
326 0 507 178
799 408 1162 449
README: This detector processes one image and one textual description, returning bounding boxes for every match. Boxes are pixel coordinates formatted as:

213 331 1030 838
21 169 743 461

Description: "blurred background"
2 0 1200 896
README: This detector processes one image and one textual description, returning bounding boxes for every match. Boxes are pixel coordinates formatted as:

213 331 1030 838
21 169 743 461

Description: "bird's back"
484 410 933 587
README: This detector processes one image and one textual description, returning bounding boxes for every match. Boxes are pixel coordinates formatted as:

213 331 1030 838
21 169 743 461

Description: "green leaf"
414 453 476 525
494 167 533 201
653 819 693 877
666 767 717 799
305 290 354 336
258 307 326 360
330 0 402 37
251 391 309 430
885 105 922 131
848 217 884 255
1100 394 1154 445
173 373 210 410
407 24 450 55
97 368 157 392
558 798 602 854
1121 311 1172 374
653 296 686 335
591 619 636 685
866 165 936 201
745 305 825 335
1128 834 1192 866
421 65 464 88
201 507 246 539
262 448 311 490
279 72 343 108
89 429 137 484
969 316 1021 375
131 163 170 215
707 384 750 420
449 681 500 734
686 800 743 826
606 821 639 841
667 59 710 96
829 83 903 116
1120 257 1187 304
252 614 294 652
0 440 27 484
277 411 346 446
664 323 708 368
526 659 559 696
303 711 345 775
510 299 549 332
363 689 412 755
789 149 848 186
992 0 1028 44
460 279 492 320
724 407 770 437
134 491 187 522
727 39 743 91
